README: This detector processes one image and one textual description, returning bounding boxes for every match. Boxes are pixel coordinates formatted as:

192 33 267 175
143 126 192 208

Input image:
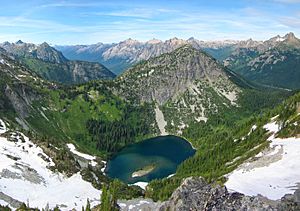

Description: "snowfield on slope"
0 119 101 210
67 143 98 167
226 119 300 200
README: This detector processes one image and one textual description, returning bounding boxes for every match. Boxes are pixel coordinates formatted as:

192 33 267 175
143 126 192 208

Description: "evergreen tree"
85 199 91 211
100 185 109 211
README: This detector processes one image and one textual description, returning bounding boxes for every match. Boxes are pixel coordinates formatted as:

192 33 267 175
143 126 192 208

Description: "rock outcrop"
159 177 300 211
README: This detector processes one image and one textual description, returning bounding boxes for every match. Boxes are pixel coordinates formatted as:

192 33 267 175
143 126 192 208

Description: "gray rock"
0 192 23 208
159 177 300 211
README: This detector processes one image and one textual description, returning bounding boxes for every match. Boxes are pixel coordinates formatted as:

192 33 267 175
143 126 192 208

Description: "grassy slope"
26 81 157 157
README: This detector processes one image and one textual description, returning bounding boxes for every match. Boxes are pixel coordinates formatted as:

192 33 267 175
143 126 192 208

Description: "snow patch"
195 116 208 122
100 161 107 174
0 133 101 210
118 198 158 211
220 91 238 105
167 173 175 178
276 36 285 42
148 69 155 75
39 110 49 121
0 58 10 67
226 119 300 200
177 122 188 135
0 119 7 134
67 143 97 166
131 182 148 190
247 125 257 136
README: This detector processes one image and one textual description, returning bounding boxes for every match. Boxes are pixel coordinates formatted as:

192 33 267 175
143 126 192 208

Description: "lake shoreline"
106 135 196 183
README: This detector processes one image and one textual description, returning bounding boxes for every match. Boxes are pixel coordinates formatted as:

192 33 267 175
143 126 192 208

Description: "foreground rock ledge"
159 177 300 211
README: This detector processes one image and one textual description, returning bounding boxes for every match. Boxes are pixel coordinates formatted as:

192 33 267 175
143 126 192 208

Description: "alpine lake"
105 135 196 184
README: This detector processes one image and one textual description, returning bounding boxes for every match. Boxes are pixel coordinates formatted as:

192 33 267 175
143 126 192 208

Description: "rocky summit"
116 45 244 133
117 45 241 105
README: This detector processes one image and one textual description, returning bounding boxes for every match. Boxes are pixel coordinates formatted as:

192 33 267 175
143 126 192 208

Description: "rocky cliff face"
117 45 240 105
159 177 300 211
116 45 242 133
0 48 43 127
0 41 115 84
67 60 115 83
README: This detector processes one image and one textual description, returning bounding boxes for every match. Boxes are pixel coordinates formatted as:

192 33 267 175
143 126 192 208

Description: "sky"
0 0 299 44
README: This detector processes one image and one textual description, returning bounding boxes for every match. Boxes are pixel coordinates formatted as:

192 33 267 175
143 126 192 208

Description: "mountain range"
56 32 300 89
55 37 238 75
0 41 115 84
2 33 298 89
0 33 299 210
222 32 300 89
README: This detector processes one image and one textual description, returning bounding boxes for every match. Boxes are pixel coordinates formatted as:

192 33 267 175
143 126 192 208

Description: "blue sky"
0 0 299 44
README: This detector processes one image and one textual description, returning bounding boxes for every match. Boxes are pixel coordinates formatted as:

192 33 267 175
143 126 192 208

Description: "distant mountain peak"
40 42 50 47
122 38 139 45
284 32 297 41
187 37 196 41
16 40 24 45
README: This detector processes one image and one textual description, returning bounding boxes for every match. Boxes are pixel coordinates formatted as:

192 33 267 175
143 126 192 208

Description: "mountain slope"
146 87 297 202
0 47 146 209
115 45 247 133
0 47 157 156
0 44 295 209
1 41 116 84
22 58 116 84
223 32 300 89
0 122 101 210
0 47 43 122
225 91 300 199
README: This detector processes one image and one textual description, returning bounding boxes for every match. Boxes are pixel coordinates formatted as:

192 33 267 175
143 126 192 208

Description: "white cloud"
274 0 300 3
37 2 107 9
82 7 179 19
280 17 300 27
0 3 299 44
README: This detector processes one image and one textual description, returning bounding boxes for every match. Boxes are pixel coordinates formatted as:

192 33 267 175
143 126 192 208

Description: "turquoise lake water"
105 135 196 184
